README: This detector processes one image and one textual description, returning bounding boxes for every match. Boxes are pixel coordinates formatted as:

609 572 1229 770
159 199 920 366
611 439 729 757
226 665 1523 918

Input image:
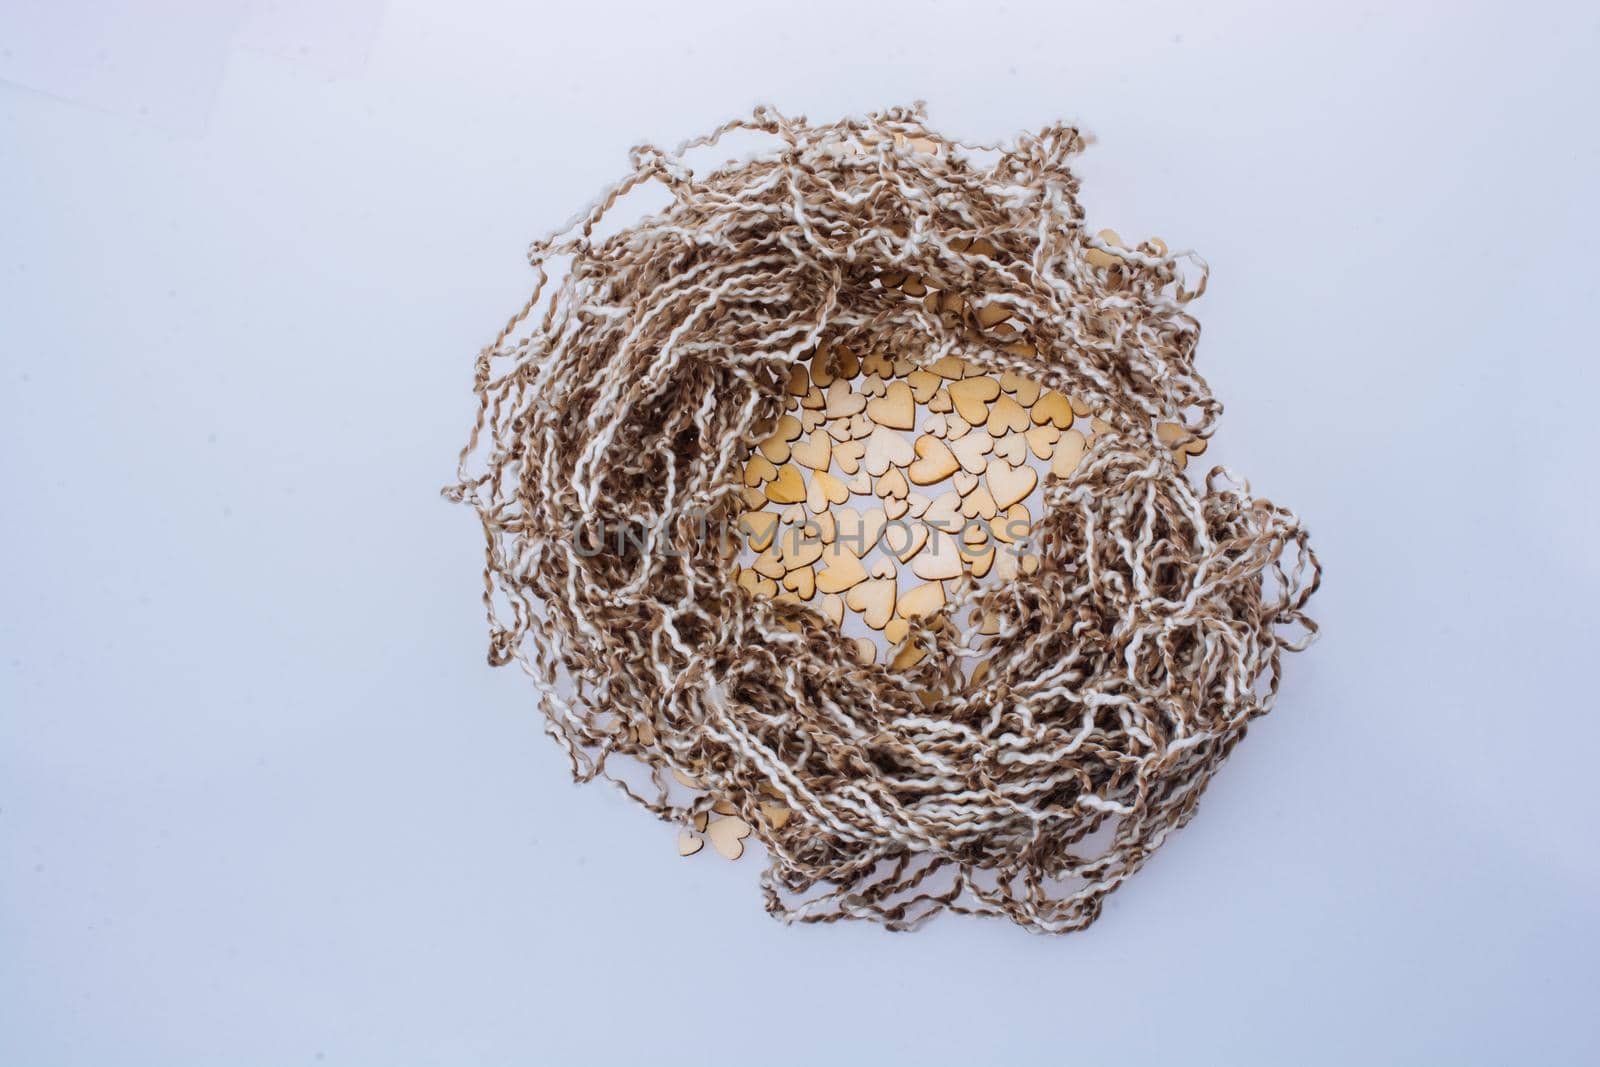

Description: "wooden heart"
1050 429 1087 479
765 464 806 504
991 503 1032 545
833 438 866 475
921 490 963 533
948 376 1001 425
806 469 849 513
823 378 866 418
887 520 930 563
815 542 868 594
906 369 941 403
776 523 825 570
908 435 960 484
1024 422 1060 460
861 349 894 377
876 466 909 500
835 506 888 556
897 581 946 619
992 431 1028 465
1000 371 1041 406
986 394 1030 436
1032 390 1074 429
962 483 998 520
975 301 1011 328
739 511 779 552
986 458 1037 511
758 414 804 462
782 565 816 599
846 576 897 629
948 431 993 475
753 547 786 580
866 379 915 429
862 425 913 475
790 430 832 471
911 531 965 581
706 816 752 860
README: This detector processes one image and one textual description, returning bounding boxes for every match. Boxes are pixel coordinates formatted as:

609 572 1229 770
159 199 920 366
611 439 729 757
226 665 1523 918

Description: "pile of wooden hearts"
732 254 1204 671
679 246 1207 860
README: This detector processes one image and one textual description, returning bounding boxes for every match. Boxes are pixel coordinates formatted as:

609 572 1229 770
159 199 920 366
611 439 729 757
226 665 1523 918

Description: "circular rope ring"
446 104 1321 933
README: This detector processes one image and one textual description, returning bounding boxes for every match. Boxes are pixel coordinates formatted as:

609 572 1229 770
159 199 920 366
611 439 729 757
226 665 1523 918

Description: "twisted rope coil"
446 104 1320 933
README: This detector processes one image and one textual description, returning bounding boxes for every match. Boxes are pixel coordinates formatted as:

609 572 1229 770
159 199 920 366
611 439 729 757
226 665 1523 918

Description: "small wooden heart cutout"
744 454 778 486
897 581 946 619
1050 429 1087 479
740 511 779 552
862 425 914 475
819 593 845 627
823 378 866 418
992 431 1028 465
962 483 999 520
776 525 824 569
807 470 849 513
758 414 804 462
706 816 752 859
815 542 868 594
876 466 910 500
1000 371 1042 406
976 301 1012 328
948 376 1001 425
1033 391 1074 429
911 533 965 581
949 431 993 475
790 430 832 471
847 576 897 629
836 506 888 556
986 458 1038 511
908 435 960 484
833 438 866 475
753 547 786 580
866 380 915 429
765 464 806 504
906 369 941 403
1025 422 1060 459
854 348 887 376
986 394 1030 436
782 565 816 600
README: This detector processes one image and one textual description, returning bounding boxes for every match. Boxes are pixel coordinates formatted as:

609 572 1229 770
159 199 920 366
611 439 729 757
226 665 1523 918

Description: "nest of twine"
446 104 1321 933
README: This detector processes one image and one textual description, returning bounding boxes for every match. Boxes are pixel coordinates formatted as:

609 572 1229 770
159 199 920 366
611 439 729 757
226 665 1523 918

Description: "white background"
3 2 1597 1064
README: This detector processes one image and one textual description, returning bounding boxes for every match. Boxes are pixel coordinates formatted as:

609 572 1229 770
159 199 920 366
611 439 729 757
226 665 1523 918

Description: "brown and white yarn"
444 104 1321 933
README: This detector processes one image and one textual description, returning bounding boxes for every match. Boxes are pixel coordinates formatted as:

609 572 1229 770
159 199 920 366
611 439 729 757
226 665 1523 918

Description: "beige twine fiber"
444 104 1321 933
